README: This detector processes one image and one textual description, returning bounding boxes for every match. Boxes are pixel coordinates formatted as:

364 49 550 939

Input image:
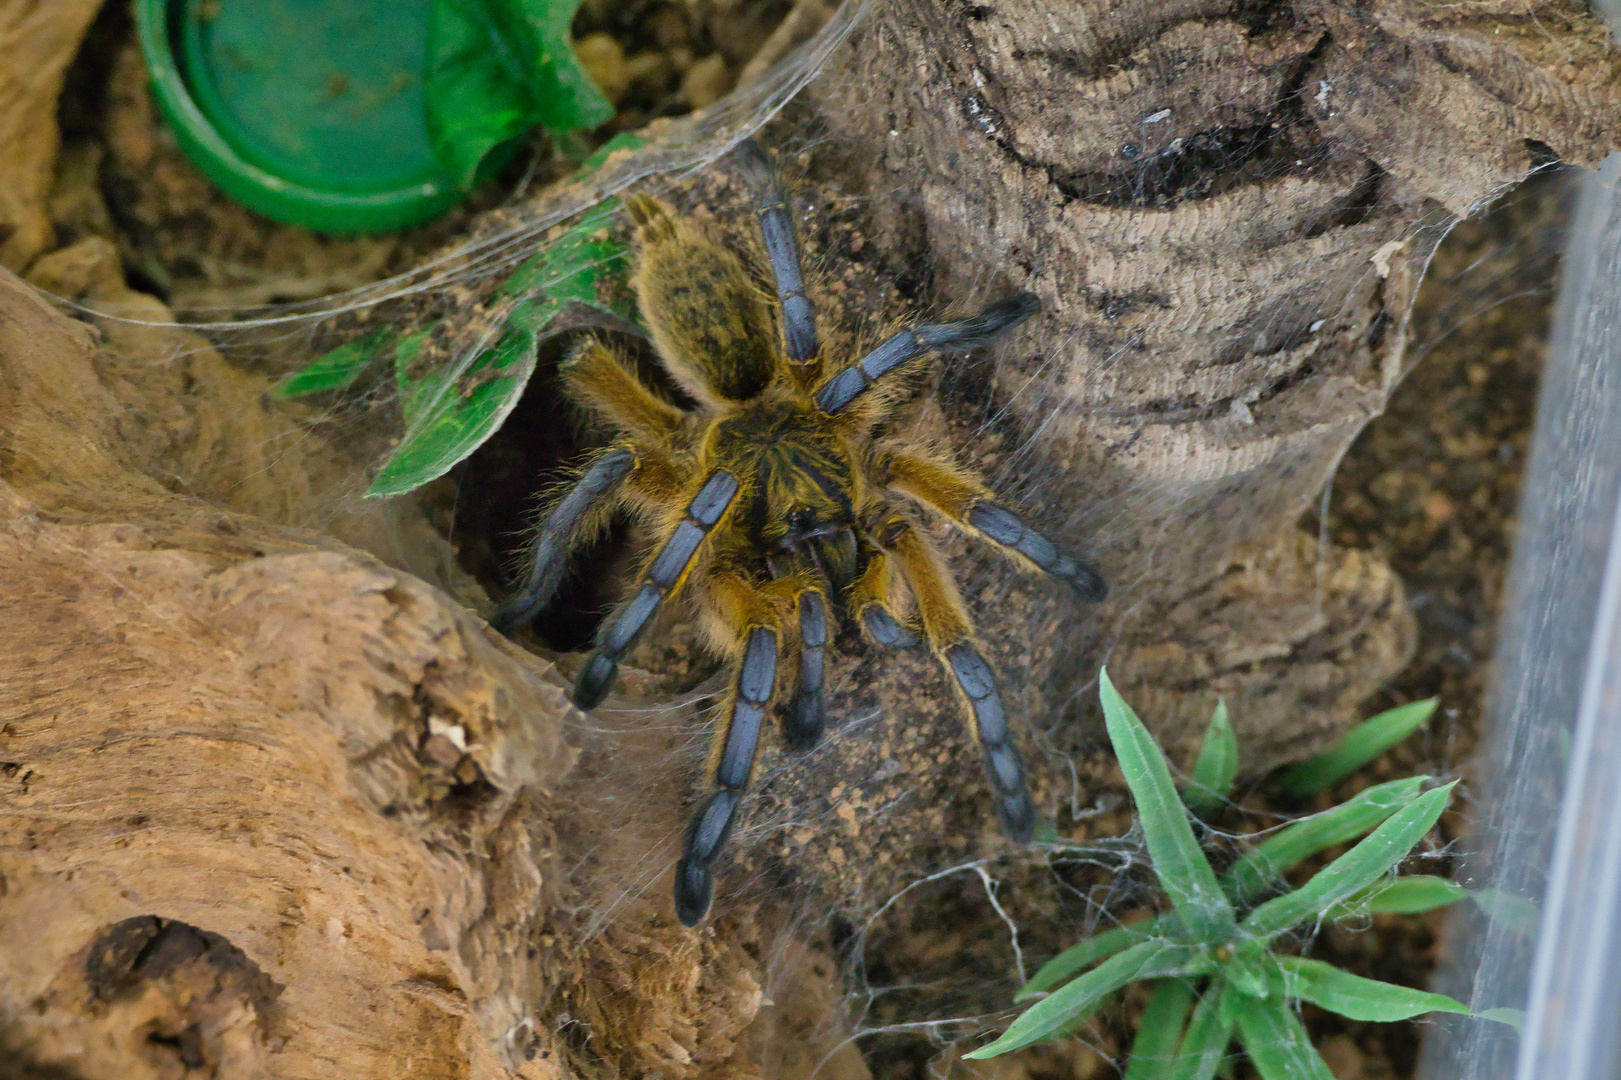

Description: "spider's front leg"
877 515 1037 843
881 451 1107 602
574 468 741 709
676 571 796 925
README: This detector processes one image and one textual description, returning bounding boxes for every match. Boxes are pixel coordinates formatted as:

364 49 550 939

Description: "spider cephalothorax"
495 141 1106 925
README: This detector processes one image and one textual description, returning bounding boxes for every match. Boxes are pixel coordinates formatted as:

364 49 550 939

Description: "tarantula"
494 141 1106 925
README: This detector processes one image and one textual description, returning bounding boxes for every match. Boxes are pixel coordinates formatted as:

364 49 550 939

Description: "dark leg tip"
573 651 619 711
674 857 712 926
1055 550 1108 603
997 791 1037 844
491 600 533 635
784 689 826 751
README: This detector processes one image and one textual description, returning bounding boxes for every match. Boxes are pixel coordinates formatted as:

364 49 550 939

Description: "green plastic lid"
135 0 477 233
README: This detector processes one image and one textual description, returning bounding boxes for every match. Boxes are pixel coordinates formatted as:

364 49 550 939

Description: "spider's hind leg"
883 450 1107 602
881 518 1036 842
677 572 792 925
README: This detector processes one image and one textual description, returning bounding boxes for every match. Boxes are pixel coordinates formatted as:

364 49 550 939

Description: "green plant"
1279 698 1440 797
275 133 647 496
966 671 1477 1078
425 0 616 190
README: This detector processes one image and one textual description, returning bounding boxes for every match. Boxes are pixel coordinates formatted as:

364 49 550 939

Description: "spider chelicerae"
495 140 1107 925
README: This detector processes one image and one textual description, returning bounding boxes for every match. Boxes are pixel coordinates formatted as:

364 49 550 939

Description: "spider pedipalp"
498 138 1106 925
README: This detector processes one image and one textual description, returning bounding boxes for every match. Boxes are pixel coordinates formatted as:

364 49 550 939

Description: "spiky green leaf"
1233 996 1335 1080
1222 776 1429 905
1327 875 1469 919
1281 699 1438 797
966 941 1196 1059
1100 670 1234 938
1016 924 1146 1001
1184 699 1238 815
1123 980 1197 1080
1276 957 1469 1021
1243 783 1456 940
1164 982 1235 1080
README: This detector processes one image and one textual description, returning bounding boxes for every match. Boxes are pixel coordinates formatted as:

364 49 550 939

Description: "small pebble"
679 54 733 109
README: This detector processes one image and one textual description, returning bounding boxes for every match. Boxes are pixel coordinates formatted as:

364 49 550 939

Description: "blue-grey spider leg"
784 589 829 750
676 624 778 925
815 292 1039 414
493 447 636 633
574 469 741 709
967 502 1108 602
734 139 817 364
945 643 1035 843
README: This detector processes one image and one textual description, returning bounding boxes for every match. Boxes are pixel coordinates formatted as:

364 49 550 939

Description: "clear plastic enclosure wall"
1418 148 1621 1080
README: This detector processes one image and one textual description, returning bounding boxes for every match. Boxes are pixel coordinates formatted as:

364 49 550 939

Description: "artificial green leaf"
1184 699 1238 815
1327 875 1469 919
1222 776 1428 904
425 0 615 191
966 941 1196 1059
1280 699 1438 797
369 192 638 498
1016 924 1145 1001
501 197 634 326
1124 980 1196 1080
1277 957 1469 1022
1166 984 1234 1080
574 130 648 175
1243 782 1457 940
274 330 395 399
1101 670 1235 939
1232 998 1334 1080
368 322 538 497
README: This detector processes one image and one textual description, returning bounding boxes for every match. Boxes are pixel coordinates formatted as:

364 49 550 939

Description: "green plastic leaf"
1280 699 1438 797
966 941 1196 1059
425 0 615 190
1100 669 1235 939
369 322 538 497
368 197 635 498
1124 981 1196 1080
1277 957 1470 1021
274 330 394 399
1222 776 1428 904
1243 782 1457 940
1184 699 1238 815
575 130 648 175
1166 984 1235 1080
1327 875 1469 919
1232 997 1334 1080
501 197 634 324
1016 924 1145 1001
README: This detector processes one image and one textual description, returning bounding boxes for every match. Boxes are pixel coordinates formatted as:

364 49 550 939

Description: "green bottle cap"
135 0 494 234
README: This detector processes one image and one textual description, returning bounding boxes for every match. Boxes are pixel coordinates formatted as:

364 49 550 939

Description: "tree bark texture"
2 1 1619 1078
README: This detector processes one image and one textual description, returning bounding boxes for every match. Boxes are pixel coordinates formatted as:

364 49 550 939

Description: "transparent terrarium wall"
1420 5 1621 1073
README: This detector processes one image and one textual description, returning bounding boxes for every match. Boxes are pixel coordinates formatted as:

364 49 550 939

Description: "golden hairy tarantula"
494 141 1106 925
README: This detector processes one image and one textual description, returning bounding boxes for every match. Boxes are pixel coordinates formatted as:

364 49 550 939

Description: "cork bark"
2 1 1619 1078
